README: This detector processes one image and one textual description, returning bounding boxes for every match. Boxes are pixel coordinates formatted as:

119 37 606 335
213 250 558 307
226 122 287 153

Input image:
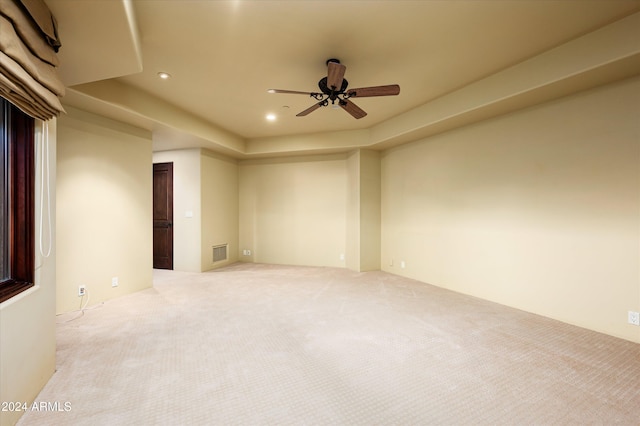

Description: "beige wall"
381 77 640 343
357 150 381 271
153 148 239 272
201 150 239 270
239 155 347 267
56 108 153 314
0 120 57 426
346 149 381 272
346 151 360 270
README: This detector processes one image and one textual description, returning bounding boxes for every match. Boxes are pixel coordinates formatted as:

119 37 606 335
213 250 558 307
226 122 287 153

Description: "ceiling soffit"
54 2 640 157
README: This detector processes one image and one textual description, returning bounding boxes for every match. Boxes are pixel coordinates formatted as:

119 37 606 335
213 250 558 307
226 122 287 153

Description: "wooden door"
153 162 173 269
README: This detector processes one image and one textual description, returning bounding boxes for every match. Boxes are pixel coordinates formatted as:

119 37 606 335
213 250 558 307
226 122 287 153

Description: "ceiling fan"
268 59 400 119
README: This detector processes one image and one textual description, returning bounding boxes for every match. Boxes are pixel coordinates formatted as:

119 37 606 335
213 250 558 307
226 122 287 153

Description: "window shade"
0 0 64 121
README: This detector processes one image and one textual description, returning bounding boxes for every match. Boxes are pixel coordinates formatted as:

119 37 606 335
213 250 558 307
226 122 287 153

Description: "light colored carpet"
17 263 640 425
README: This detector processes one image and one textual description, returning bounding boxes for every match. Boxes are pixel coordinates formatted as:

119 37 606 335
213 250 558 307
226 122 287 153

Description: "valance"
0 0 64 121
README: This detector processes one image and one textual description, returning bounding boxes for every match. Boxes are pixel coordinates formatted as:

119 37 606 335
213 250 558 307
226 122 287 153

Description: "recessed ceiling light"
266 113 276 121
157 72 171 80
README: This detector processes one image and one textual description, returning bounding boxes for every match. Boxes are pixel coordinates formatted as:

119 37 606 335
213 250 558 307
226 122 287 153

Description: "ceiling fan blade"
268 89 320 96
340 99 367 119
326 61 347 91
346 84 400 97
296 102 323 117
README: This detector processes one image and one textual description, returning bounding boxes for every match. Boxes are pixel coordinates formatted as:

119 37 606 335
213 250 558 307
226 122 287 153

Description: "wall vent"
212 244 228 263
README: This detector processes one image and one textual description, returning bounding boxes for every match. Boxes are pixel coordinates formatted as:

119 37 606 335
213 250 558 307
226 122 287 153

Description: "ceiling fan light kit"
269 59 400 119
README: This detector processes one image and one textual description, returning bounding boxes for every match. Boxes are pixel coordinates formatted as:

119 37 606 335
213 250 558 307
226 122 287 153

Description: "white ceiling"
46 0 640 155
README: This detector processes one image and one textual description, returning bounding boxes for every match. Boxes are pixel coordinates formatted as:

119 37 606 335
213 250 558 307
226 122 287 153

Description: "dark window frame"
0 98 35 303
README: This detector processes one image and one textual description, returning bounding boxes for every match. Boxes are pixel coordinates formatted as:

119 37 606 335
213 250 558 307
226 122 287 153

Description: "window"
0 98 35 303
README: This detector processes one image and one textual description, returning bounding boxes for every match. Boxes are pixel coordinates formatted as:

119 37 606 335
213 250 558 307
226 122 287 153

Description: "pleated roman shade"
0 0 64 121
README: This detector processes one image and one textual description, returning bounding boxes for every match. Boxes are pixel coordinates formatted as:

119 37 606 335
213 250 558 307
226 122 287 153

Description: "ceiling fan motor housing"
318 77 349 99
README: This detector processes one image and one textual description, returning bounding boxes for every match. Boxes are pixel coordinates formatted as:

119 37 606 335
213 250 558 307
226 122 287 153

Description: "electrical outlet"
112 277 119 287
242 249 251 256
78 285 86 297
628 311 640 326
400 261 406 269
